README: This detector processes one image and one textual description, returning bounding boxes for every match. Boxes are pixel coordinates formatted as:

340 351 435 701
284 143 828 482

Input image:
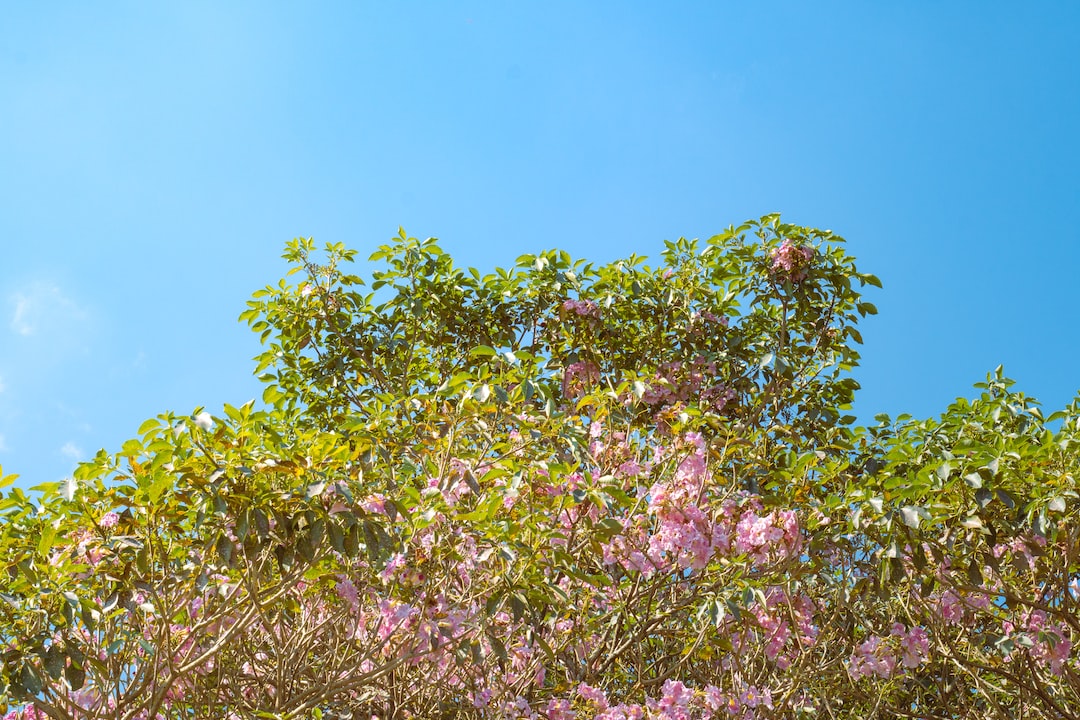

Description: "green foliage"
1 216 1077 720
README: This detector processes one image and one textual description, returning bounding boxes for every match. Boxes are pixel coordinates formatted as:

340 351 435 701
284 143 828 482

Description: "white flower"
193 412 214 431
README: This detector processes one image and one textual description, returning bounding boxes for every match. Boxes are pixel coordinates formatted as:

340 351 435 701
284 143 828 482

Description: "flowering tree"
1 215 1078 719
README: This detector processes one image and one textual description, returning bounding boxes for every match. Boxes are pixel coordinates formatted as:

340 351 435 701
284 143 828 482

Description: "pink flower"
380 553 407 582
335 577 359 611
577 683 609 710
361 494 386 514
938 591 963 625
740 686 772 710
562 361 601 400
562 298 600 319
545 698 576 720
703 685 724 711
659 679 692 709
892 624 930 668
769 239 814 282
848 635 897 679
1043 628 1073 676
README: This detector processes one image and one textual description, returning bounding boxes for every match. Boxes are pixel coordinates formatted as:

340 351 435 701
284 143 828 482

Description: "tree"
1 215 1077 719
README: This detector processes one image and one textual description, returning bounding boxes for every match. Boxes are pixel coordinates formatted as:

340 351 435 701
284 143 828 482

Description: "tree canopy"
1 215 1078 719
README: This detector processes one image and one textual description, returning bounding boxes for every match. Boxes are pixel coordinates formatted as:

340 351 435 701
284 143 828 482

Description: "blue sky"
2 2 1078 487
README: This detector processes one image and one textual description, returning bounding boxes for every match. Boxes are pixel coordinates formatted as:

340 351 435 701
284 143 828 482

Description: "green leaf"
995 489 1016 509
594 517 623 541
17 664 42 699
66 661 86 691
698 597 727 628
36 524 58 557
137 417 161 436
216 534 235 567
509 592 527 623
263 384 285 405
967 557 984 587
147 474 173 503
995 636 1015 656
960 515 983 529
42 645 64 680
487 631 508 668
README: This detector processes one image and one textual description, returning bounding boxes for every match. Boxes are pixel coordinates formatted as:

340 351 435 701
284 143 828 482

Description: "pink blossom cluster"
333 571 476 666
553 678 774 720
64 526 105 575
423 457 474 507
733 506 801 564
769 239 814 282
746 589 819 669
641 358 736 414
991 533 1046 572
3 708 47 720
936 589 965 625
603 434 715 574
562 360 601 400
1003 609 1073 676
587 422 649 479
602 434 802 577
644 433 720 571
360 493 386 514
847 624 931 680
690 309 729 328
931 587 989 627
685 308 730 341
562 298 601 320
848 634 896 679
894 623 931 668
4 692 169 720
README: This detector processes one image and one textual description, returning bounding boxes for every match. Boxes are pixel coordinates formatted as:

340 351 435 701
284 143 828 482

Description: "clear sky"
2 2 1078 487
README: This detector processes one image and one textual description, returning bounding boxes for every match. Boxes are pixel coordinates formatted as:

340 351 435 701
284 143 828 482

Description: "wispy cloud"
8 283 87 338
0 433 7 453
60 441 84 462
11 295 33 335
0 373 6 394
